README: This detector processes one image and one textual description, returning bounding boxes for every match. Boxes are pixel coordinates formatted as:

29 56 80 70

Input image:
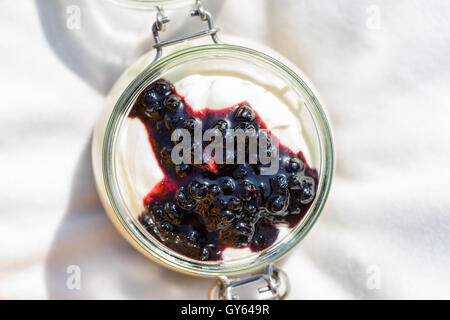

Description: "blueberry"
184 229 199 244
234 122 257 134
160 221 174 233
234 123 258 147
287 157 304 173
184 117 199 133
146 205 164 222
234 236 251 247
234 104 256 122
159 146 173 167
155 120 165 133
235 220 255 237
208 184 221 197
228 197 243 212
288 175 301 190
300 176 315 204
164 113 184 131
250 219 279 251
268 194 288 215
241 210 259 224
273 174 288 193
237 181 257 201
153 79 173 97
218 209 235 228
200 246 211 261
143 102 163 120
153 207 164 222
220 177 236 195
164 202 183 222
259 181 269 199
213 120 229 135
188 180 208 199
143 90 160 107
200 244 222 261
244 203 257 214
174 187 196 210
139 211 153 228
175 163 191 177
219 226 250 247
160 146 172 158
233 165 249 179
288 194 302 214
164 94 183 112
214 198 228 210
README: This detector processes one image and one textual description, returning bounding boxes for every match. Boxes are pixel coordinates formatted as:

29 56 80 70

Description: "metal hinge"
209 264 289 300
151 0 220 62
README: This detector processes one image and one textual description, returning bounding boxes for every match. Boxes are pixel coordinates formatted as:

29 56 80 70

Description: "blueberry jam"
129 79 318 261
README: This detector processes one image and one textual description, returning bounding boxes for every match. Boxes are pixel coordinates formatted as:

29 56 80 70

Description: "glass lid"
106 0 197 10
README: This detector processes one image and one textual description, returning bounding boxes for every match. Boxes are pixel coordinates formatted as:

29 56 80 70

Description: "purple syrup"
129 79 318 261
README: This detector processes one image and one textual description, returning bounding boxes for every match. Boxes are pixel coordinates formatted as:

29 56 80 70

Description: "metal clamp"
151 1 220 62
208 264 289 300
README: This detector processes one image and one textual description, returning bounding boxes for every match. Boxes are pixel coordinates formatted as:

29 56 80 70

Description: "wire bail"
151 1 220 63
208 264 289 300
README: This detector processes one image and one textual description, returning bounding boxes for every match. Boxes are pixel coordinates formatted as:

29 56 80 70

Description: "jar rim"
105 0 196 10
102 44 335 277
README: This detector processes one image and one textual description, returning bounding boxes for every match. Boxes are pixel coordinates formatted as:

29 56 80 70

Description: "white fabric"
1 0 450 299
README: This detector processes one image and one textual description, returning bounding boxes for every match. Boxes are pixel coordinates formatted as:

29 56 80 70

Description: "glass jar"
92 3 334 298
